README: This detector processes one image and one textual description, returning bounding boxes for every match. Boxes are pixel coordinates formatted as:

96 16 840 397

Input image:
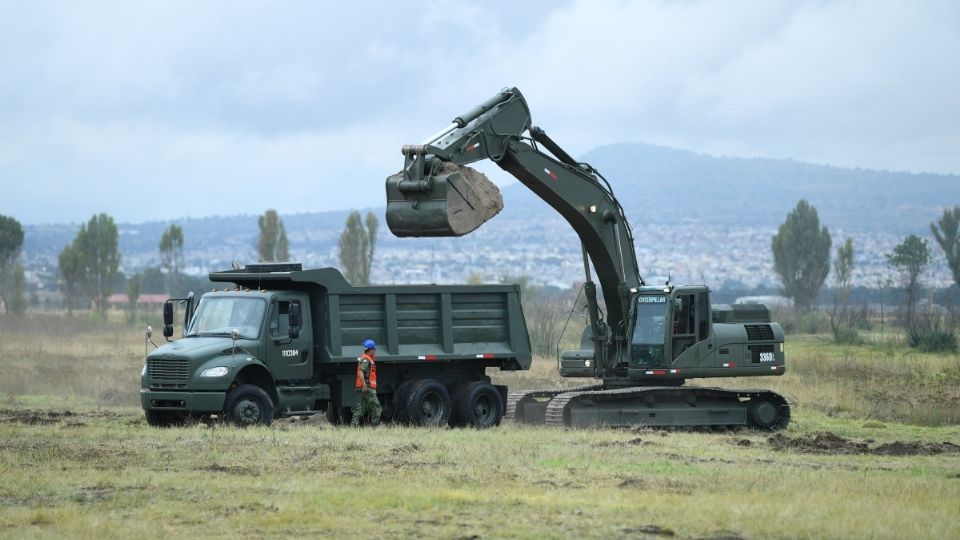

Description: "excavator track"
543 386 790 430
505 385 602 423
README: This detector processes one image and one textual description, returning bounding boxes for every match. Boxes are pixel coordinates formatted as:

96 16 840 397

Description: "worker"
351 339 381 426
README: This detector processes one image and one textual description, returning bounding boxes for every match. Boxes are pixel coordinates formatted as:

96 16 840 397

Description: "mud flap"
385 162 503 237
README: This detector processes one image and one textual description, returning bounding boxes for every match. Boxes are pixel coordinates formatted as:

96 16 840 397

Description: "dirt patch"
0 408 126 426
617 478 649 489
727 438 753 447
768 432 960 456
199 463 260 476
392 443 422 454
0 409 74 425
622 525 675 536
595 437 654 448
695 533 746 540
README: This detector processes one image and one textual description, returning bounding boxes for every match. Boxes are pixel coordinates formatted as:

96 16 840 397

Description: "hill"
532 142 958 231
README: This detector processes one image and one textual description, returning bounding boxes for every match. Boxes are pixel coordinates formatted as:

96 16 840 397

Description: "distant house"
105 293 168 311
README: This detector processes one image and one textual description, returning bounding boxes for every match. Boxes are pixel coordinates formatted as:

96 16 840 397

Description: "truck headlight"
200 366 229 378
584 359 591 367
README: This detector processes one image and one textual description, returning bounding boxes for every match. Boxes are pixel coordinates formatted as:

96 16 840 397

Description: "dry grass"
0 407 958 539
2 314 960 538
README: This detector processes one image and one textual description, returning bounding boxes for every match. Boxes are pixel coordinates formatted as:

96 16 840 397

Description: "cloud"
0 0 958 224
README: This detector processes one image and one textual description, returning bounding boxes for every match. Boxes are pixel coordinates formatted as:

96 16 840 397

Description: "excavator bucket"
385 162 503 237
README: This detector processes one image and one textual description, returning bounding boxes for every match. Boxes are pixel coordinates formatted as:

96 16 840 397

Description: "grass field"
1 314 959 539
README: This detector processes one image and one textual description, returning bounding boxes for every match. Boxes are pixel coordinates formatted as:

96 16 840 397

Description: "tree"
58 244 84 315
159 224 184 296
257 210 289 262
931 206 960 288
9 265 26 315
833 238 854 308
771 200 832 311
126 272 142 322
338 211 378 286
76 213 121 315
0 215 24 314
887 234 930 326
830 238 857 343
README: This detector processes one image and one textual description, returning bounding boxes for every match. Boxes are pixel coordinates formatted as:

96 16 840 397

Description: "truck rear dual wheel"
404 379 452 427
391 379 419 423
224 384 275 427
454 381 502 428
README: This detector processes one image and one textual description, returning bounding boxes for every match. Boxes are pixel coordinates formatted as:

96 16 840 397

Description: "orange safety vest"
355 352 377 390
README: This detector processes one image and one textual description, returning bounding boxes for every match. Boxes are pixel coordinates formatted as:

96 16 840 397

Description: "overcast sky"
2 0 959 225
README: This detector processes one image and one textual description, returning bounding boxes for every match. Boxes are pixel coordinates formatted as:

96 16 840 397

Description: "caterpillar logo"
281 350 299 358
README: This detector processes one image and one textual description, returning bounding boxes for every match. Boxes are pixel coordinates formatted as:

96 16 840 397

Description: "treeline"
770 201 960 350
0 207 381 319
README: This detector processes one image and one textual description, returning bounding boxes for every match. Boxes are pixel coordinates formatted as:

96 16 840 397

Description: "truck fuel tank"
385 162 503 237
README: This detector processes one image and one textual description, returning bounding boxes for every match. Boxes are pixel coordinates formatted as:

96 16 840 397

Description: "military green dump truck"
141 263 531 428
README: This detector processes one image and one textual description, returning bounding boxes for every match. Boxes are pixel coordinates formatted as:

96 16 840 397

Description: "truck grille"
148 358 191 381
745 324 774 341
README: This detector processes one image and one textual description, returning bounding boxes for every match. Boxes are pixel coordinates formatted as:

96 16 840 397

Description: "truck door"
266 295 312 381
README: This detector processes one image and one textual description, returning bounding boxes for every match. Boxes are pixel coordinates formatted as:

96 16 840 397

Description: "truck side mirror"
162 302 175 338
288 302 301 339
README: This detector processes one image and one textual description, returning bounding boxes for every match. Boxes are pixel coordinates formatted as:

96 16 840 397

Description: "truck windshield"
631 295 667 366
186 297 266 339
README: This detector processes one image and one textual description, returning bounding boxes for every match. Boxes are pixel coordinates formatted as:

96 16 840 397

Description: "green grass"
2 314 960 538
0 405 957 539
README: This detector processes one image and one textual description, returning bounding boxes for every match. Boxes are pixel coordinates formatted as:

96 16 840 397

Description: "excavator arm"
386 87 644 373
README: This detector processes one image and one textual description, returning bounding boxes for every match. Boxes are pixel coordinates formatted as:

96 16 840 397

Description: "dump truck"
141 263 531 427
384 87 790 429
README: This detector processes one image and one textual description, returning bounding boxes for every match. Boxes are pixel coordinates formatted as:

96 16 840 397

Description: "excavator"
384 87 790 429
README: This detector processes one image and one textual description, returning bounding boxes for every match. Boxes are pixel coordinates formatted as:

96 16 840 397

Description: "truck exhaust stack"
385 162 503 237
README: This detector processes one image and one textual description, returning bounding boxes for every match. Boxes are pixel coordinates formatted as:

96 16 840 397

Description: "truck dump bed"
209 266 532 371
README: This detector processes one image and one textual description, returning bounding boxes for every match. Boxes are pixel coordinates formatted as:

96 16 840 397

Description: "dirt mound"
768 431 960 456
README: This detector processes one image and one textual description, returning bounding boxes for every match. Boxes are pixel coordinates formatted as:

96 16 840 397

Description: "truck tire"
325 402 352 425
391 379 418 424
145 410 186 428
404 379 451 427
448 382 470 427
456 381 503 428
224 384 275 427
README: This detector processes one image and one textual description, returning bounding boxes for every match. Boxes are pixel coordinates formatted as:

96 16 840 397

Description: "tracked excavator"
385 87 790 429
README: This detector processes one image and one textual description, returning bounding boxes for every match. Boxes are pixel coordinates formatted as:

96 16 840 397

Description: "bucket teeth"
385 163 503 237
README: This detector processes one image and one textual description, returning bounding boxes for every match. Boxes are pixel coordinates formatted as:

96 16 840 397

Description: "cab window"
269 301 298 338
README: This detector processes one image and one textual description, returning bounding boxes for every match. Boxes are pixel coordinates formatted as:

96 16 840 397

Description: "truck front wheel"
224 384 275 427
404 379 451 427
